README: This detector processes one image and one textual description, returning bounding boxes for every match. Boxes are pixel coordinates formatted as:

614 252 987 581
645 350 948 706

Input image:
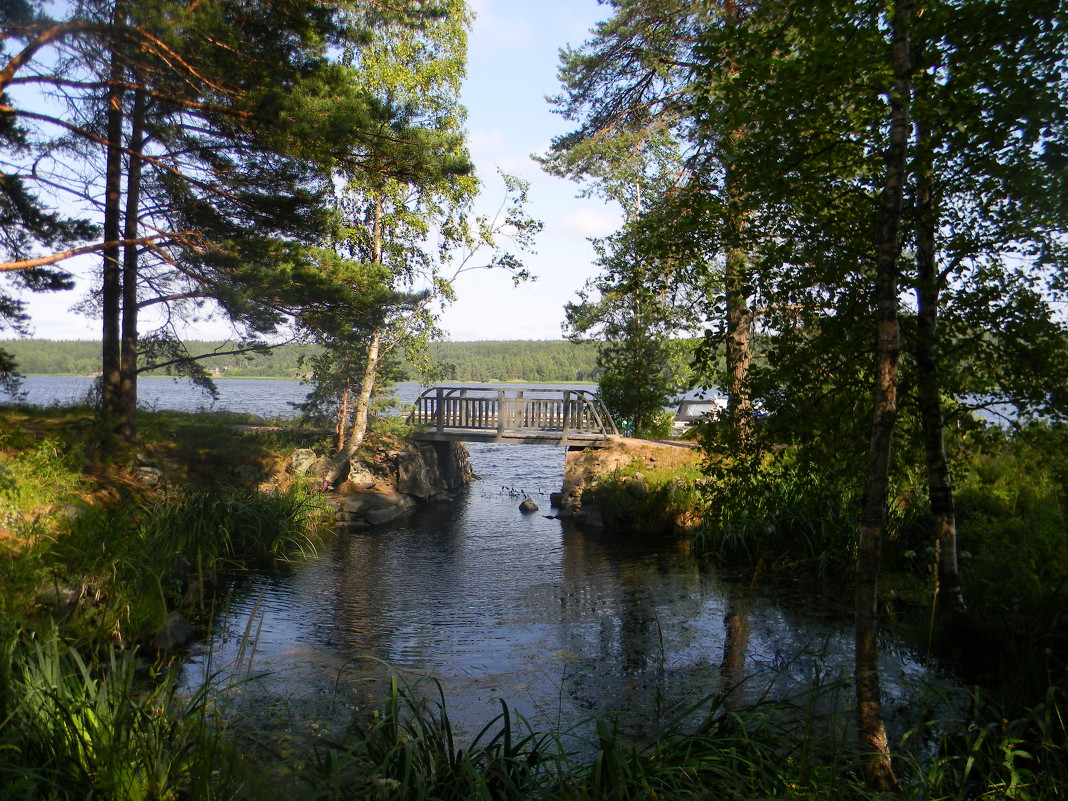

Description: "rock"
288 449 318 474
519 496 539 514
337 518 371 529
625 476 648 498
366 505 406 525
153 610 195 650
232 464 261 483
308 456 335 480
161 553 193 595
347 467 376 489
374 491 415 511
395 444 440 499
37 583 79 611
133 466 163 486
341 498 371 516
182 576 210 606
549 492 563 509
395 442 473 499
573 506 604 528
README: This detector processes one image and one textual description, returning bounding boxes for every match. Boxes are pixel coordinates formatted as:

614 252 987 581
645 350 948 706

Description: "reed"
45 485 328 644
0 628 244 800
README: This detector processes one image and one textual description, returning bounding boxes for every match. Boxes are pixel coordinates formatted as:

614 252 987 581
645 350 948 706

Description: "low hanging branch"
0 234 186 272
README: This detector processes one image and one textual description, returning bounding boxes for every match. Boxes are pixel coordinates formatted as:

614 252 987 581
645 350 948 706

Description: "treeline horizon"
0 339 607 384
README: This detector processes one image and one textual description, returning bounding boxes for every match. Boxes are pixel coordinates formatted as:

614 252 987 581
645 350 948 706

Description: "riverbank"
2 405 1066 799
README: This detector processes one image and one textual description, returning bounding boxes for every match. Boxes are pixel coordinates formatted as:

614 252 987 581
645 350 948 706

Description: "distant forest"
1 339 604 384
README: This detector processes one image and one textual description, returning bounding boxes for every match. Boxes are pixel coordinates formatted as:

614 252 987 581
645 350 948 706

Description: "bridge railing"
407 386 619 442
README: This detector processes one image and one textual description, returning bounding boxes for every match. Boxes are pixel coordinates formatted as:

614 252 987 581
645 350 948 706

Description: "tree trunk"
323 330 381 487
724 225 754 451
913 130 966 619
118 79 146 444
722 1 755 452
99 2 126 437
322 196 386 488
855 0 911 791
337 384 351 453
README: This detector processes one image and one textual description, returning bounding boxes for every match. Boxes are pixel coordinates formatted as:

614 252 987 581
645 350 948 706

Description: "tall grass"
0 628 243 800
0 437 88 536
282 670 1068 800
41 486 328 644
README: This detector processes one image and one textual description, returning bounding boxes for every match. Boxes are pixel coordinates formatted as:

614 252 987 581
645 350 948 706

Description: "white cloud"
468 0 537 52
467 129 541 185
555 206 622 240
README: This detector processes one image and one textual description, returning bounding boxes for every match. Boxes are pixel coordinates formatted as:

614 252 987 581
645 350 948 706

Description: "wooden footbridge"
407 386 619 445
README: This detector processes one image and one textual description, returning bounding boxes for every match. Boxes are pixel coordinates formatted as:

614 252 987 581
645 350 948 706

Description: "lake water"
179 440 942 745
9 376 950 743
4 375 324 418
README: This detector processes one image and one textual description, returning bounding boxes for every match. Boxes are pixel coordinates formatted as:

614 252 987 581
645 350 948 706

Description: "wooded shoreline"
0 338 606 384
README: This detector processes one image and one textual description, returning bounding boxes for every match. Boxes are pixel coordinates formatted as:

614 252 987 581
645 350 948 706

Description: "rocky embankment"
555 436 702 533
287 438 474 527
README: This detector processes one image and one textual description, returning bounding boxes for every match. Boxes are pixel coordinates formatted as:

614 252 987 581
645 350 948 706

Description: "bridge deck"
407 386 618 446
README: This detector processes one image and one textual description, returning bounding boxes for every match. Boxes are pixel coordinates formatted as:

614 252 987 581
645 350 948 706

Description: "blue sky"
18 0 619 342
441 0 620 341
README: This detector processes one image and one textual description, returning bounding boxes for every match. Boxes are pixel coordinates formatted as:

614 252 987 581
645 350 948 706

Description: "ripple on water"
181 440 956 744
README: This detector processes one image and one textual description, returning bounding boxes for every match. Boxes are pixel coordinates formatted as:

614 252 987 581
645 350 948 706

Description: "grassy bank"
0 405 334 797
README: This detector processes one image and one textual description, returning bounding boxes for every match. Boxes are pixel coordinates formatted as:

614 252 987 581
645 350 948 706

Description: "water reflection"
182 442 946 741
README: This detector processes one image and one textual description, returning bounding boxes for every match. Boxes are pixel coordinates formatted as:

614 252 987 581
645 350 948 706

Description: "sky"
15 0 621 343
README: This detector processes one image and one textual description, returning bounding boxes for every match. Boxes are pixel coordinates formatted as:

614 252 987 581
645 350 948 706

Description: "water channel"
8 376 951 742
178 440 945 744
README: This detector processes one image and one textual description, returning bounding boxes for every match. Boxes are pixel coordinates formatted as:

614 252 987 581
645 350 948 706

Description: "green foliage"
596 331 686 438
299 675 872 801
692 446 930 581
430 340 603 384
0 629 242 800
581 462 705 536
0 437 88 527
290 672 1068 801
695 450 862 578
47 486 326 642
0 338 606 383
952 422 1068 616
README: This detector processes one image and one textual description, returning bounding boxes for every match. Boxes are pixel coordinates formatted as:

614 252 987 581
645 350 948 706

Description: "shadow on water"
181 441 959 745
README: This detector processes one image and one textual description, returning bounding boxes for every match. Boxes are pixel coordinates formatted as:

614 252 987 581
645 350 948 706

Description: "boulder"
366 505 407 525
308 456 335 480
394 442 473 499
519 496 539 514
347 466 376 489
395 446 436 498
153 610 195 650
134 466 164 486
573 506 605 528
341 497 371 516
288 449 318 474
231 464 261 483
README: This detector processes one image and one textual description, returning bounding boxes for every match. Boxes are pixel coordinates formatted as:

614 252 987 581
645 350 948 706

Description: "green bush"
953 423 1068 615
